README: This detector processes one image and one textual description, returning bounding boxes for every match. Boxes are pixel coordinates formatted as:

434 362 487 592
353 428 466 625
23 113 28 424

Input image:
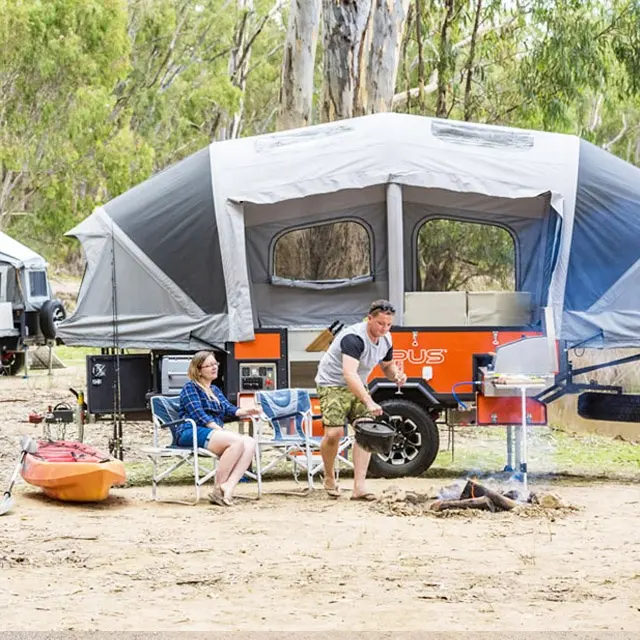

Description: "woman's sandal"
324 481 341 499
208 485 233 507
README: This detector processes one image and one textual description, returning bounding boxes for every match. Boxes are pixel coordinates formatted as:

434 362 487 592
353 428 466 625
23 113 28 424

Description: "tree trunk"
463 0 482 121
435 0 455 118
399 3 415 111
357 0 411 115
277 0 322 130
320 0 373 122
220 0 255 140
414 0 426 111
277 1 410 285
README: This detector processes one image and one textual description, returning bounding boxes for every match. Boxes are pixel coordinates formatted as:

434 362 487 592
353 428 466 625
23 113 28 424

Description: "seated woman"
178 350 259 506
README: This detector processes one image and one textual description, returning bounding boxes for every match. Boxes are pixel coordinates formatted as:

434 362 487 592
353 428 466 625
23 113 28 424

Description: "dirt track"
0 366 639 633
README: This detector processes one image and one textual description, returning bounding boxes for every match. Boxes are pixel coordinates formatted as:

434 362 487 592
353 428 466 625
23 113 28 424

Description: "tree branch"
602 114 628 151
393 15 519 107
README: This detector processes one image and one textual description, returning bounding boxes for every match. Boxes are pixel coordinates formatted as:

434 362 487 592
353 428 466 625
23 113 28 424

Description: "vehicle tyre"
1 351 25 376
578 392 640 422
368 399 440 478
39 299 66 340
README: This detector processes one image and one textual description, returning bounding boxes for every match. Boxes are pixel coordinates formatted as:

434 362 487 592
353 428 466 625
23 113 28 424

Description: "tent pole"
386 183 404 325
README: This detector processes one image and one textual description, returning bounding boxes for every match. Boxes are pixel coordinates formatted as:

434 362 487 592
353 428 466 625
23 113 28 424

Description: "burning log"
430 496 496 512
460 479 518 512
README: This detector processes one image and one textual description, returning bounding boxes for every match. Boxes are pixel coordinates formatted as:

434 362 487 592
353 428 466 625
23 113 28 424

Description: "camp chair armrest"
159 418 195 430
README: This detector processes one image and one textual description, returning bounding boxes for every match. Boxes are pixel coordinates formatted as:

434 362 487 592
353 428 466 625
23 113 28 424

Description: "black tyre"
39 299 66 340
1 351 25 376
368 399 440 478
578 392 640 423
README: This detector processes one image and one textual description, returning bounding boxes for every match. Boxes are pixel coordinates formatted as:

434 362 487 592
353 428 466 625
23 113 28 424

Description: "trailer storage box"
403 292 467 327
467 291 532 327
160 355 192 396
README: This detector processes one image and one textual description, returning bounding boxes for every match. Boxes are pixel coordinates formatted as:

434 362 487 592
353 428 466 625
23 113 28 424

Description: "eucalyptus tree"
0 0 135 258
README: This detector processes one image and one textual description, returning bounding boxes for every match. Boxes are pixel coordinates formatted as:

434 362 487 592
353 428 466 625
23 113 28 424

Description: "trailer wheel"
578 392 640 422
1 351 25 376
39 299 66 339
368 399 440 478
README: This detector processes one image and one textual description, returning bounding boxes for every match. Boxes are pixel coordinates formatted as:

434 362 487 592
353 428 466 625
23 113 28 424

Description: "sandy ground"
1 366 639 633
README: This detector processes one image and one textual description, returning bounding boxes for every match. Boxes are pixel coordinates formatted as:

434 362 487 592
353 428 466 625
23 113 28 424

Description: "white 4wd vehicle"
0 232 66 375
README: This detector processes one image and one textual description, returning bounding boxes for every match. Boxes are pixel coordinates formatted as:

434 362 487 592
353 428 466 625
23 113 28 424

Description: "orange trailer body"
371 329 540 397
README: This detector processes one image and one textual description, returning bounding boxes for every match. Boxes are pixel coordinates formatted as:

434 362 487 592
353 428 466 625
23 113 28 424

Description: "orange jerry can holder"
475 393 547 426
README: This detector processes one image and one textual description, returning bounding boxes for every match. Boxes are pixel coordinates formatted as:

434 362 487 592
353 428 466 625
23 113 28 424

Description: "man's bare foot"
351 492 376 502
351 487 376 501
323 478 341 498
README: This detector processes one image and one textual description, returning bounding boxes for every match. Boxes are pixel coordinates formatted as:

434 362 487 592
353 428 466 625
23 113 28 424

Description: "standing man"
315 300 407 501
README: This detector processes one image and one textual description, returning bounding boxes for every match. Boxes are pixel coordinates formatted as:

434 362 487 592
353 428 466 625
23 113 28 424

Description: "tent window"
28 270 48 297
272 220 372 287
416 218 515 291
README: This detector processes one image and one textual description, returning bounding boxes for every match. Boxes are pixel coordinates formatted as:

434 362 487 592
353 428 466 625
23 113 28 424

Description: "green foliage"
0 0 281 265
3 0 640 282
417 219 515 291
1 0 135 257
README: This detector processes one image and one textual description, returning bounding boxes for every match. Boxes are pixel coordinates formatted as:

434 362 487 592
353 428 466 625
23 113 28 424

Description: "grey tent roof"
57 113 640 349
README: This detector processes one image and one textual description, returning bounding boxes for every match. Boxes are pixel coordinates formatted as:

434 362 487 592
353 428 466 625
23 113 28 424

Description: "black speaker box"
87 354 153 415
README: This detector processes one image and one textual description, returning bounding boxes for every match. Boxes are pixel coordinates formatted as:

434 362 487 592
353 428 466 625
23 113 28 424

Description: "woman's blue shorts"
176 426 214 449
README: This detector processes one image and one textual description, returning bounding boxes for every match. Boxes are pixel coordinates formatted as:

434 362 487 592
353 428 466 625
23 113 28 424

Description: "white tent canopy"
58 113 640 349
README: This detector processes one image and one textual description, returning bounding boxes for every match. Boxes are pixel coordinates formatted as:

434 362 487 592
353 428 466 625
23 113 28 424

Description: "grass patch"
124 461 196 488
428 425 639 481
55 345 100 367
54 346 152 368
124 458 296 488
121 426 639 490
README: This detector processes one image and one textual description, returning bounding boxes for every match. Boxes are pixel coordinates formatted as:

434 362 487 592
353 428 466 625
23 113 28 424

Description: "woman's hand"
236 407 261 418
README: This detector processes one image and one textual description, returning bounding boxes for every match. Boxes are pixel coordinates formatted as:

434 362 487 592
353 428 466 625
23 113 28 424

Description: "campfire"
432 478 526 513
375 480 574 518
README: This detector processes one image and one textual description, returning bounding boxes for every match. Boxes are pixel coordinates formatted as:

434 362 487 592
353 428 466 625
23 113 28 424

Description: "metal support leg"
514 425 522 472
451 424 455 462
22 345 29 379
520 387 528 493
48 341 54 376
505 426 514 472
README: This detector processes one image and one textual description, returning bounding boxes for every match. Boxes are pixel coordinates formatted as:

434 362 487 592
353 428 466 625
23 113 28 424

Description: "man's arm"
342 354 383 415
379 345 407 386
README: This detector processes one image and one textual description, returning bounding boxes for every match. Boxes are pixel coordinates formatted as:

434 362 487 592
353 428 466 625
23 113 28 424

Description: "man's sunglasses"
369 303 396 314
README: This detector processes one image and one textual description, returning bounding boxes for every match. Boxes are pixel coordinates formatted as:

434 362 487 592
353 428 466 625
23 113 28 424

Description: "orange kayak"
21 440 126 502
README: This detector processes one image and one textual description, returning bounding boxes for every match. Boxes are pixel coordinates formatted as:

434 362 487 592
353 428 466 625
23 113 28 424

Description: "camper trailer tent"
0 232 66 374
57 114 640 472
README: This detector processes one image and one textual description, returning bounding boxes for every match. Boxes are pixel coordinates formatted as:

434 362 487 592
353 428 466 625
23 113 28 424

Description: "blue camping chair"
142 395 218 505
251 388 354 496
252 389 320 497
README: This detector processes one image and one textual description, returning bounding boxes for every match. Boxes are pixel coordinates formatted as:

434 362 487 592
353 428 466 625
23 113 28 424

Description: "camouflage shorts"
316 386 371 428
